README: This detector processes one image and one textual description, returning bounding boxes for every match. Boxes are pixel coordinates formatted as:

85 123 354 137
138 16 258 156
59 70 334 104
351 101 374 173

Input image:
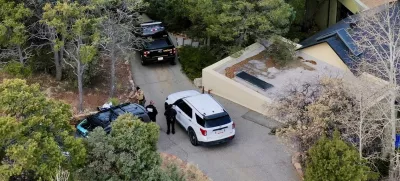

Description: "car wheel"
141 56 147 66
189 129 198 146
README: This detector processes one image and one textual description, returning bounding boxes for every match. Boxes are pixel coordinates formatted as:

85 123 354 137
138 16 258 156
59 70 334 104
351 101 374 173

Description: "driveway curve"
129 50 298 181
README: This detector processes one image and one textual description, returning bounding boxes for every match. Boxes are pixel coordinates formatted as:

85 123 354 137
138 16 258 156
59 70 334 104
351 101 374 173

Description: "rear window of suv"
197 114 232 128
145 38 170 49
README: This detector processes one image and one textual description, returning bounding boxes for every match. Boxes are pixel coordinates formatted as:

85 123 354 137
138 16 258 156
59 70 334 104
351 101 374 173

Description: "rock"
194 78 202 88
294 163 302 170
292 152 304 180
268 127 277 135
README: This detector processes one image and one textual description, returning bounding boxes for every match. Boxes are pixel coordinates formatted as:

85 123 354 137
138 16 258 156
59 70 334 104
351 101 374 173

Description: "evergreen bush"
305 131 378 181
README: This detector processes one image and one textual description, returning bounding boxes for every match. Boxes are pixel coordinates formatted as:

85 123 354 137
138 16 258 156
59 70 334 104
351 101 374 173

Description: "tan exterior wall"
300 42 350 71
339 0 366 13
202 44 272 116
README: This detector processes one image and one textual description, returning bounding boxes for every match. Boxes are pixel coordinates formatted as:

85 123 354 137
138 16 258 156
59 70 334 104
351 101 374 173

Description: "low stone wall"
172 33 202 48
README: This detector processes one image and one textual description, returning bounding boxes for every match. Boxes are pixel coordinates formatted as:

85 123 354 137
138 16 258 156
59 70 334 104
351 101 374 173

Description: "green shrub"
109 97 119 106
305 130 379 181
3 61 32 78
265 37 297 66
179 46 217 80
77 114 162 180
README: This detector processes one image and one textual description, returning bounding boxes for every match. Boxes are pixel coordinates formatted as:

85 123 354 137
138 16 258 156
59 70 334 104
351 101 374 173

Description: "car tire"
141 56 147 66
189 128 198 146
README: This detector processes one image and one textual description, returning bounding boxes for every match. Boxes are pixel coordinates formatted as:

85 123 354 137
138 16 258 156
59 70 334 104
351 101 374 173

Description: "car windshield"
122 104 145 115
145 38 169 49
205 115 231 128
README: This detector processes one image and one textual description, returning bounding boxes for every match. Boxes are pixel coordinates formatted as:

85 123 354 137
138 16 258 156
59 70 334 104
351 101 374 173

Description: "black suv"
138 21 176 65
76 103 151 137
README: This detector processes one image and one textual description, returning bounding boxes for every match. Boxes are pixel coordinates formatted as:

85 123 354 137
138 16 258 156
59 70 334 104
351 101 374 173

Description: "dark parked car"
76 103 151 137
138 21 176 65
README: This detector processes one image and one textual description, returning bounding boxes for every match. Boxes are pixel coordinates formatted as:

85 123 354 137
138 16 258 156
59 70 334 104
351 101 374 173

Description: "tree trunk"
17 45 24 65
237 34 244 48
110 48 116 98
60 36 65 68
77 63 84 113
206 35 211 47
54 49 62 81
49 27 63 81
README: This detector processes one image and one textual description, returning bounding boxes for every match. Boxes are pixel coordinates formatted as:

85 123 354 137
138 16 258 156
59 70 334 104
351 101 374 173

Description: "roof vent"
236 71 273 90
337 28 362 56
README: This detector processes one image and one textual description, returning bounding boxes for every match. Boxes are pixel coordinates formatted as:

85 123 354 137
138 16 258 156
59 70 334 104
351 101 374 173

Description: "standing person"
145 100 158 122
164 104 176 135
134 86 146 106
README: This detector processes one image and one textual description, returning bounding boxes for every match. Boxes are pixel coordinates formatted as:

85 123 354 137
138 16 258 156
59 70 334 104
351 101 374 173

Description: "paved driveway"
129 55 298 181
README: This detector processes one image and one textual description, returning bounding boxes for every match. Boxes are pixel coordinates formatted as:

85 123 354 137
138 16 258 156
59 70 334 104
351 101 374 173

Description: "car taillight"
232 122 235 129
172 48 176 54
144 51 150 55
200 128 207 136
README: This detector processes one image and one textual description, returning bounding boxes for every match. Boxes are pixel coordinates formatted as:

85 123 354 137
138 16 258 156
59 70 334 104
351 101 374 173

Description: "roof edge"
354 0 369 11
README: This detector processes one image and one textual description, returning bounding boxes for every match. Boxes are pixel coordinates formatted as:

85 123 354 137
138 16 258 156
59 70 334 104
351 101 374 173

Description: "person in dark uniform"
164 104 177 135
145 100 158 122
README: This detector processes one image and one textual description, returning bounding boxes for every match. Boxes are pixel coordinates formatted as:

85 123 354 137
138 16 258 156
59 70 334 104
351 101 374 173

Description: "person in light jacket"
129 86 146 106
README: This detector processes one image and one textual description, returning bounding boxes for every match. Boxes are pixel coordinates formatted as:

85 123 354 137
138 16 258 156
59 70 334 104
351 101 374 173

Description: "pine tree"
0 0 32 64
0 79 86 180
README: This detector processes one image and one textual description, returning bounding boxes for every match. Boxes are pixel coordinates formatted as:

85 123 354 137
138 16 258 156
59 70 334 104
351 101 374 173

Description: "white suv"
165 90 235 146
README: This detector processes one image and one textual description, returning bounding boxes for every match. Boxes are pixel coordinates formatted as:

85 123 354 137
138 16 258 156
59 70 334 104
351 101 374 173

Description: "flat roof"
184 94 224 116
211 42 357 99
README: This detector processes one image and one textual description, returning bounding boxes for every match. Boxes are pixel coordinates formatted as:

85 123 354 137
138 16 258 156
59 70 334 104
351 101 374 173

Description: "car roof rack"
139 21 166 36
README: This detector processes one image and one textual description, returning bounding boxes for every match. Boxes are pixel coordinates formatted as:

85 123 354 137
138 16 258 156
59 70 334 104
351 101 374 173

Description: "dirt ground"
225 51 315 79
0 57 133 116
225 51 280 78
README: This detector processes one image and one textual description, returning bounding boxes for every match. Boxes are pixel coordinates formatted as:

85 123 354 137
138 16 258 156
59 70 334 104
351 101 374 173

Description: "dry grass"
224 53 317 79
224 50 286 79
225 51 273 78
160 153 211 181
0 58 133 120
